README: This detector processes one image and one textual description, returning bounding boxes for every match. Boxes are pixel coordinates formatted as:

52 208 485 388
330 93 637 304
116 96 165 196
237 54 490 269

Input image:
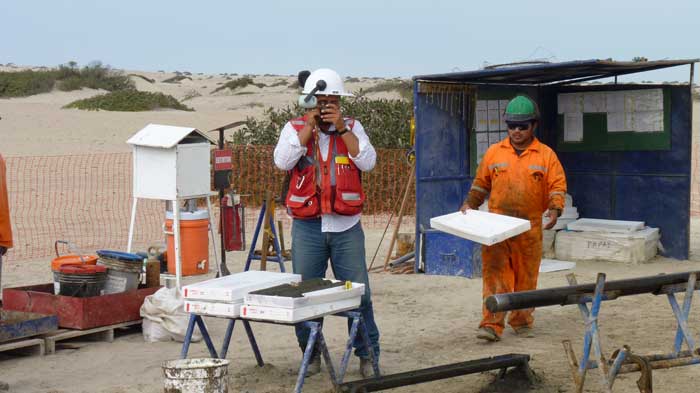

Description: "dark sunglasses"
507 122 532 131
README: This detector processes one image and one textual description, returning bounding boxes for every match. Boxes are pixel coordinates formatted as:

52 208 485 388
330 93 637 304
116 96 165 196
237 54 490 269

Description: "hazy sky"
1 0 698 82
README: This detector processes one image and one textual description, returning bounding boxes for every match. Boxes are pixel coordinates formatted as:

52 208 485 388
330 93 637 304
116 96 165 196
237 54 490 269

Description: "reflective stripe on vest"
549 191 566 198
288 195 308 203
471 185 488 194
341 192 362 201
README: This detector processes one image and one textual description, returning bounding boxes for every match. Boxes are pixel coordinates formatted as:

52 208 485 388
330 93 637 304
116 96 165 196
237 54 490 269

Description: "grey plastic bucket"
162 358 230 393
97 256 142 294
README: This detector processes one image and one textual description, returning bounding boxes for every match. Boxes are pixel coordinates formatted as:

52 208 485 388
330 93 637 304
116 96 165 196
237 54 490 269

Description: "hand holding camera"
303 107 321 129
319 101 345 132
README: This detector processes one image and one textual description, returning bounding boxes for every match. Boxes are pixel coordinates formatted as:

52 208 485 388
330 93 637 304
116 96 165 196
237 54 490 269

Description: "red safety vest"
285 117 366 218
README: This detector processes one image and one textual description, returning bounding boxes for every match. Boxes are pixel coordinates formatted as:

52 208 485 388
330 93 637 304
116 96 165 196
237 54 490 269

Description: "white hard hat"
302 68 353 97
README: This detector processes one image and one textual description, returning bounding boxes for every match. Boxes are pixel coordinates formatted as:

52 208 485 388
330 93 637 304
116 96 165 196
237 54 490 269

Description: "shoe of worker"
359 357 376 379
476 327 501 342
513 325 534 338
305 355 321 377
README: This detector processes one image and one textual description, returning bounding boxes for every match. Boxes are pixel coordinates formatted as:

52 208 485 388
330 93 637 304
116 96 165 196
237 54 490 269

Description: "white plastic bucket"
162 358 230 393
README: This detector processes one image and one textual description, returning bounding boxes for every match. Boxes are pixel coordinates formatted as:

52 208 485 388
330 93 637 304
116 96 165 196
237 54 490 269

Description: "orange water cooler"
164 209 210 276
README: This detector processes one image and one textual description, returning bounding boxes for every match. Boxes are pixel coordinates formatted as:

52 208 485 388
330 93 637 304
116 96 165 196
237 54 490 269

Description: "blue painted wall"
541 85 692 259
413 86 472 274
415 82 692 273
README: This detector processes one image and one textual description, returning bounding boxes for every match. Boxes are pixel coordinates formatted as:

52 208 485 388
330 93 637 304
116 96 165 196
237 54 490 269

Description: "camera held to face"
316 100 332 128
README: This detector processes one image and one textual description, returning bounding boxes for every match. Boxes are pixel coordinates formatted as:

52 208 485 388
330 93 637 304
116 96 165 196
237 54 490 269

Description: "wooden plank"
0 338 45 356
41 320 141 354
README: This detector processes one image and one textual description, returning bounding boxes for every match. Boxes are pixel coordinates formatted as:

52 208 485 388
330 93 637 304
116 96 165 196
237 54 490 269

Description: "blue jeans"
291 218 380 359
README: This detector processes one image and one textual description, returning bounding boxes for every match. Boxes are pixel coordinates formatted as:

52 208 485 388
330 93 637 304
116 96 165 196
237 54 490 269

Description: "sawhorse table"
180 310 380 392
562 272 700 393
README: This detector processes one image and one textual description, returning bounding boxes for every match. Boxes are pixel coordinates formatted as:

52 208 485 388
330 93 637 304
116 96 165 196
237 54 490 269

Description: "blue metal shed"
412 59 697 277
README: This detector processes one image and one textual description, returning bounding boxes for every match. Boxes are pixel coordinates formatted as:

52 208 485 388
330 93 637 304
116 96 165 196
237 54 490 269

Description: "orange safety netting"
5 149 416 262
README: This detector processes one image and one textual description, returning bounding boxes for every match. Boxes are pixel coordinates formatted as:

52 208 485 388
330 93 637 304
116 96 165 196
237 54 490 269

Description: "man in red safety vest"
274 68 380 378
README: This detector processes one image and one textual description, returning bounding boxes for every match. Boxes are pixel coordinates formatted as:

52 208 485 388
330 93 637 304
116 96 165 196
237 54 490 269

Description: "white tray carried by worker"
184 299 244 318
430 210 531 246
182 271 301 302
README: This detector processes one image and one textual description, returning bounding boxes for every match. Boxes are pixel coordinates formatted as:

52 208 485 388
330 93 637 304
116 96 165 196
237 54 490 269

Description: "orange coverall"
465 137 566 335
0 154 12 251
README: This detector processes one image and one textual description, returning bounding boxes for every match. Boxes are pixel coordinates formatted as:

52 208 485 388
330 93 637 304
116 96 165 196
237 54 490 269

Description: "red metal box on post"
2 284 159 330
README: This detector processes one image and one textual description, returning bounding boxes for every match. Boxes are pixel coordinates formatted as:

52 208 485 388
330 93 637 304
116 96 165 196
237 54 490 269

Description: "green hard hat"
504 95 539 122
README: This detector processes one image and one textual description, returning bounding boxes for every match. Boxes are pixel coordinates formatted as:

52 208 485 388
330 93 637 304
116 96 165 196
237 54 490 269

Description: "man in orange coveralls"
460 95 566 342
0 152 13 305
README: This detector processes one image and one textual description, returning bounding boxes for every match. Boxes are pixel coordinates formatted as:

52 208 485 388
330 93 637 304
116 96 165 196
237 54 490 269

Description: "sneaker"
476 327 501 342
305 355 321 377
513 325 534 338
359 357 376 379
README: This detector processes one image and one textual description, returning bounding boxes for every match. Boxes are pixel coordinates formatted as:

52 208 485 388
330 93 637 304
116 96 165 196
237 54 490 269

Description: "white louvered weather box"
126 123 216 290
127 123 214 200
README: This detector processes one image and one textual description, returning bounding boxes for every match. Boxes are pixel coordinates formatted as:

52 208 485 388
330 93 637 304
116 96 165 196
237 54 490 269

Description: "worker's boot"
513 325 534 338
476 327 501 342
305 354 321 377
359 357 376 379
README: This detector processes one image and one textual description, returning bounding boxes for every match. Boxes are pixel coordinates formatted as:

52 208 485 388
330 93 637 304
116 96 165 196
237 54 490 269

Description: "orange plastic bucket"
51 255 98 271
52 241 98 294
164 210 209 276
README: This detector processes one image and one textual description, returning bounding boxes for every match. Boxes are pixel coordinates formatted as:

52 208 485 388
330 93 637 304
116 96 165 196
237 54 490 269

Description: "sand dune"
0 66 405 156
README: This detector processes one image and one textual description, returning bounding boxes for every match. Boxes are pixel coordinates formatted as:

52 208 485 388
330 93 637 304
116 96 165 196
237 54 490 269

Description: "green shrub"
182 89 202 101
54 62 132 92
162 75 192 83
0 62 132 97
0 70 58 97
244 102 265 108
231 105 302 145
63 90 194 112
129 74 155 83
231 97 412 148
212 77 265 93
344 97 412 148
361 80 413 101
269 79 289 87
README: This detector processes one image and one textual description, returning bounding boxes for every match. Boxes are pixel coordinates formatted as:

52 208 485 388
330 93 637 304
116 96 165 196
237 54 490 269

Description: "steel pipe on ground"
485 271 700 313
337 354 531 393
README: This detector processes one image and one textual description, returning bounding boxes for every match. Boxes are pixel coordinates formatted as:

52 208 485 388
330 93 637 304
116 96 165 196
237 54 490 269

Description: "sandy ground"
1 65 700 392
2 221 700 393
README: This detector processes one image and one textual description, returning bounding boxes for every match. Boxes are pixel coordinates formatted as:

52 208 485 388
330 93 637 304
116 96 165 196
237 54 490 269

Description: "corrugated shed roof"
413 59 698 85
